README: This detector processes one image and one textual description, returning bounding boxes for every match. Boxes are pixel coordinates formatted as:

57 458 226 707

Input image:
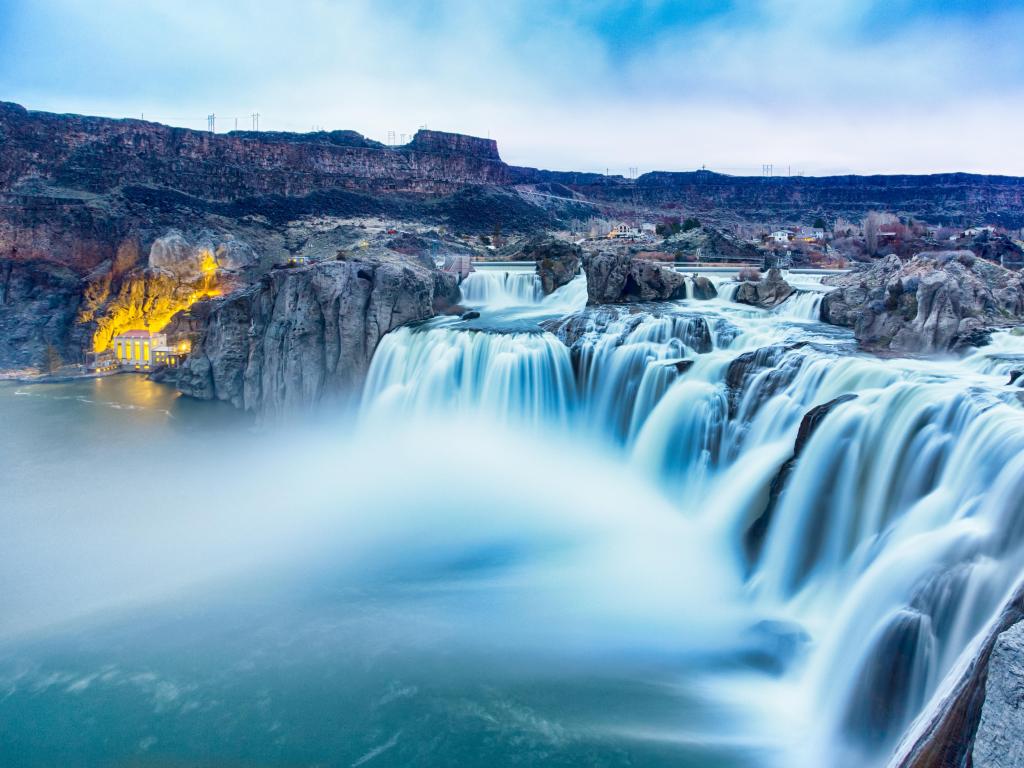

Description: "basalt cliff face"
175 253 459 417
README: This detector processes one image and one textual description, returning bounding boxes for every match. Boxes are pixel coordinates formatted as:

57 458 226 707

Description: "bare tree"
863 211 880 256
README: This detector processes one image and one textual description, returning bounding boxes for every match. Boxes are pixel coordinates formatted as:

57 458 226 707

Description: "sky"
2 0 1023 175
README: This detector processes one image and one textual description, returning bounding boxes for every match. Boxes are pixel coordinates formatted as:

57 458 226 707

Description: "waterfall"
773 290 824 321
360 265 1024 767
460 268 543 306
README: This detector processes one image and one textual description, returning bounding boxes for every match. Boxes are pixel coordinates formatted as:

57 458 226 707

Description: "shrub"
738 267 762 281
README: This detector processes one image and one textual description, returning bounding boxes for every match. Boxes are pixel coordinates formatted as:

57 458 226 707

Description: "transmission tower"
251 113 260 132
207 113 215 133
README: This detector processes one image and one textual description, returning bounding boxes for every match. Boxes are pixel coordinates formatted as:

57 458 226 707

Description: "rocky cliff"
821 253 1024 354
175 252 458 417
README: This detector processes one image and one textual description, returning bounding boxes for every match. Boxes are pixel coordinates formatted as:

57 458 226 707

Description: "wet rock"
177 254 457 417
460 310 481 320
973 620 1024 767
667 359 694 374
741 619 812 674
1007 370 1023 387
543 306 712 355
733 268 795 309
0 259 83 368
522 238 581 295
690 275 718 300
742 393 857 570
583 252 687 304
822 252 1024 354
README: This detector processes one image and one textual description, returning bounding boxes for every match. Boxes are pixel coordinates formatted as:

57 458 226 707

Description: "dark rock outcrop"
176 253 458 416
690 275 718 300
583 252 687 304
822 253 1024 354
526 238 582 295
734 268 795 309
0 259 83 368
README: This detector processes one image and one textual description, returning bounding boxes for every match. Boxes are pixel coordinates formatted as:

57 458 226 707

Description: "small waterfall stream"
361 264 1024 768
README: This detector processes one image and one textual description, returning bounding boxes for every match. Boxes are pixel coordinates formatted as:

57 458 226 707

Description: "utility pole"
387 130 396 145
207 113 215 133
251 113 260 132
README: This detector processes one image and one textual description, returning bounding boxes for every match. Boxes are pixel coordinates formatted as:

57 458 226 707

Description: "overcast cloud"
2 0 1022 174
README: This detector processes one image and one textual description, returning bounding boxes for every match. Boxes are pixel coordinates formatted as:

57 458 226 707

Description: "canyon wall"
175 253 459 417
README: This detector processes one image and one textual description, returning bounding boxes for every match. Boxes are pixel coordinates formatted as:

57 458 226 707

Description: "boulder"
822 252 1024 354
583 252 687 304
734 268 795 309
691 275 718 300
215 239 259 271
148 230 204 279
521 238 581 295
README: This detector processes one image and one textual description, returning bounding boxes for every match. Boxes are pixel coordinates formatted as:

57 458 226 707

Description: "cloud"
1 0 1023 173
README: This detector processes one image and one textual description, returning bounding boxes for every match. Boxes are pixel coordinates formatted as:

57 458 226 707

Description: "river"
1 265 1023 767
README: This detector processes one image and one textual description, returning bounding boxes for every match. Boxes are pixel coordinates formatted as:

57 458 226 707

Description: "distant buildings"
610 223 642 239
769 227 825 244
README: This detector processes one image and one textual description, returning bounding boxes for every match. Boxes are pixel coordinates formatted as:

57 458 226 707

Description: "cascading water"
360 264 1024 768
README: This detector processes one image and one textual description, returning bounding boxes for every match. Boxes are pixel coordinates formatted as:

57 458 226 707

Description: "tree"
863 211 881 256
682 217 701 232
492 222 503 247
44 344 62 374
813 217 827 231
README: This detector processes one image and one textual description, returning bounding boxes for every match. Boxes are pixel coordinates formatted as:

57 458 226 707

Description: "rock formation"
528 238 581 295
822 253 1024 354
175 252 458 417
583 252 687 304
973 620 1024 767
664 226 764 264
690 275 718 300
733 268 795 309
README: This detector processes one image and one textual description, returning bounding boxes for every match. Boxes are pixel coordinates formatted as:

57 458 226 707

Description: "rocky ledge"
175 252 458 417
583 252 687 304
822 252 1024 354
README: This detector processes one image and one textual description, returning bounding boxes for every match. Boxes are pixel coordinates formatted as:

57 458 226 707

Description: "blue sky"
2 0 1023 174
